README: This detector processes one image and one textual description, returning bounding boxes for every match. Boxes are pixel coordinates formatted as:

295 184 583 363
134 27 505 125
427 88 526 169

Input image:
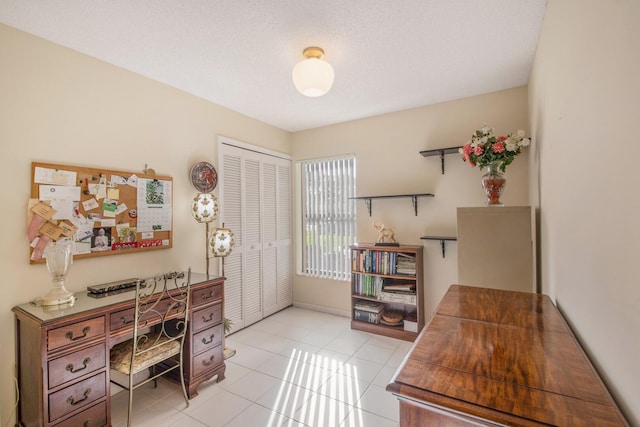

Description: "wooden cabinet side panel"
15 314 46 427
414 246 425 330
399 400 489 427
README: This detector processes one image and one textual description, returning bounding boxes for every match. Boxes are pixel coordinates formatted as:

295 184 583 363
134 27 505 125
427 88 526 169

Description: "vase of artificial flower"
460 125 530 206
481 160 506 206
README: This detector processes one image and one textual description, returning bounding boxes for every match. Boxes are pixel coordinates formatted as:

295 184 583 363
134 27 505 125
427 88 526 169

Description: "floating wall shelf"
350 193 434 216
419 146 462 174
420 235 457 258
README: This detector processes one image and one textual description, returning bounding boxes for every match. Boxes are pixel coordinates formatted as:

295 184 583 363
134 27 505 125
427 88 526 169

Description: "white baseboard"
292 301 350 319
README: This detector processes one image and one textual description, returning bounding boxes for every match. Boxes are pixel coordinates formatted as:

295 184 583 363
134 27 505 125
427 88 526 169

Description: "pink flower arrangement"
460 125 530 172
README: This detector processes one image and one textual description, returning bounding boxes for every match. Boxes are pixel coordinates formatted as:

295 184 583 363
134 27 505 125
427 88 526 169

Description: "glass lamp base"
40 286 76 306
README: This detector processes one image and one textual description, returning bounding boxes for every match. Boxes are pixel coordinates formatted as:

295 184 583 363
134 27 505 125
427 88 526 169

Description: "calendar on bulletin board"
28 162 173 263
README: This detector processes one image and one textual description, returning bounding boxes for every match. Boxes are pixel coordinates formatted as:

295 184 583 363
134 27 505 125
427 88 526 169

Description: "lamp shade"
191 193 218 223
209 227 235 257
292 47 334 97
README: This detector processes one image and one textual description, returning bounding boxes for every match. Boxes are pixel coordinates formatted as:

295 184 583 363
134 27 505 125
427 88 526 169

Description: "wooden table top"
387 285 629 426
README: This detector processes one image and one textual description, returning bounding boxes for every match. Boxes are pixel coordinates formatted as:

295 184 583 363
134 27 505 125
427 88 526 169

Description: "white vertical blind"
301 155 356 280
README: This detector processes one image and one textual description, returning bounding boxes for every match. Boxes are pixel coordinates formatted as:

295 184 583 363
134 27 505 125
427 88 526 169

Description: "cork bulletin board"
28 162 173 263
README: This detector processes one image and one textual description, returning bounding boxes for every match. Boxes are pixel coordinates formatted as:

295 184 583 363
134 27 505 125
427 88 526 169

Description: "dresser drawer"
192 302 222 332
192 345 223 378
192 282 222 308
193 324 223 355
110 307 134 332
110 297 185 332
47 317 105 352
52 400 106 427
48 372 106 422
48 343 106 389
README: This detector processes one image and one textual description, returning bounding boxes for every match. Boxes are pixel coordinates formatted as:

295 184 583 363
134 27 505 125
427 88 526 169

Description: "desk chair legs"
110 269 192 427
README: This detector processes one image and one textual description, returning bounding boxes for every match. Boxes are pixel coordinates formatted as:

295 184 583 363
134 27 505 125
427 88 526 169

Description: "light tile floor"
111 306 412 427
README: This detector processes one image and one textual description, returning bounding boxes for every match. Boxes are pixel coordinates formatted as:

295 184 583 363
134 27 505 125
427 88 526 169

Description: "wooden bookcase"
350 244 424 341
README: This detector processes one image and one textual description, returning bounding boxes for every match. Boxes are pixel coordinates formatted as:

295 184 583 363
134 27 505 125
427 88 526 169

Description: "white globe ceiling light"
292 47 335 97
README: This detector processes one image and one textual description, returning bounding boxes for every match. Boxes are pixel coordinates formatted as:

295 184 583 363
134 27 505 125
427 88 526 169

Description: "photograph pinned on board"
91 227 112 252
117 226 137 243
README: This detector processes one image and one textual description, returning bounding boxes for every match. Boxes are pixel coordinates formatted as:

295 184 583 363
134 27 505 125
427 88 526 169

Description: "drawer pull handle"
202 355 215 367
120 316 134 325
67 387 91 406
66 357 91 374
202 312 214 323
65 326 90 342
201 334 215 345
202 291 215 301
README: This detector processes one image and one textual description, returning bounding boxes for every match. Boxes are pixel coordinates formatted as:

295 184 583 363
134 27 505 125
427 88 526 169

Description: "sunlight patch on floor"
264 347 365 427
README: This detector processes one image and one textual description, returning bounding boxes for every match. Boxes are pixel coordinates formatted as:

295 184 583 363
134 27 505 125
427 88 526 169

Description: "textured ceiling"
0 1 547 132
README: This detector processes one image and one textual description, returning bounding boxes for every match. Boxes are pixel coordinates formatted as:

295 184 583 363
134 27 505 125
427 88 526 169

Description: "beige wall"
529 0 639 424
291 87 531 318
0 24 290 424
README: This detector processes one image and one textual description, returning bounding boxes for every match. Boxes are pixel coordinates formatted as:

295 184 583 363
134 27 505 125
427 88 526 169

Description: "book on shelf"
353 249 400 275
379 291 417 305
352 249 420 276
396 255 416 275
353 309 381 324
353 275 388 298
396 266 416 275
353 300 383 313
383 283 415 292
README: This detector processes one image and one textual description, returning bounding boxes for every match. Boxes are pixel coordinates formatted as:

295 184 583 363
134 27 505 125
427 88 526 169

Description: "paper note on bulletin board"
28 162 173 263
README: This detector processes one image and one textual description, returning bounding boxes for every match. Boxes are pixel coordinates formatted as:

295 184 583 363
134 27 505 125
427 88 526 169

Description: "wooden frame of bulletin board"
28 162 173 264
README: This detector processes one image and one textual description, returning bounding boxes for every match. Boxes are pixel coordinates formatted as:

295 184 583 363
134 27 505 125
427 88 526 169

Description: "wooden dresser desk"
13 273 225 427
387 285 629 426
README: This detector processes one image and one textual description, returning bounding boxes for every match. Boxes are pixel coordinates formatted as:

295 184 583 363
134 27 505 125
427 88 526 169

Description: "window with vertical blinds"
301 155 356 280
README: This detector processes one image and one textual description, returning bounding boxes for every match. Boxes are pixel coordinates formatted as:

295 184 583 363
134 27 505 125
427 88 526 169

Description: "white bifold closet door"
263 160 293 317
219 138 292 333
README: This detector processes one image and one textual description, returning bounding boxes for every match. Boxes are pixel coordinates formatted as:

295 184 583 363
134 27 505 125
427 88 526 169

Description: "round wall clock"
190 162 218 192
